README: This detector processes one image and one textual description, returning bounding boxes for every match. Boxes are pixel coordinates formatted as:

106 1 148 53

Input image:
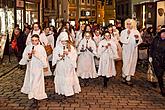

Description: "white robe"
93 34 103 47
75 30 83 48
52 44 81 96
98 39 118 77
19 44 48 100
26 30 48 46
77 38 97 79
120 29 142 76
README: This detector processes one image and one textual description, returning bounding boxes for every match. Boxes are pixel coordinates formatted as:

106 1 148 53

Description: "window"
87 0 90 4
71 0 75 4
81 10 86 16
92 10 95 16
106 0 112 5
117 5 120 16
52 0 55 9
92 0 95 4
121 4 124 16
82 0 85 3
45 0 48 9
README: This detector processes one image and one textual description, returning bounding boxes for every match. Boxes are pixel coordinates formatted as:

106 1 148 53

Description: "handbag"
11 39 18 51
147 63 157 82
44 45 53 56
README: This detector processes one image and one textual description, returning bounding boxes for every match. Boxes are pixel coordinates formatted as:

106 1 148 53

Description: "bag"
147 63 157 82
11 39 18 51
44 45 53 56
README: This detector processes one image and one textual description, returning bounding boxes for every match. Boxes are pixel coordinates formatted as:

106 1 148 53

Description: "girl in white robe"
19 34 48 100
98 31 119 88
26 23 48 46
52 32 81 97
77 32 97 86
120 19 143 86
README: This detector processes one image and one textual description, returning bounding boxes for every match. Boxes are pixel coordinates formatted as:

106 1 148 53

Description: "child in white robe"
77 32 97 86
98 31 119 88
52 32 81 97
19 34 48 100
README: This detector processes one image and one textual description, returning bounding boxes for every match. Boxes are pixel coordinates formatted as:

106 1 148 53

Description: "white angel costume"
77 38 97 79
19 44 48 100
120 28 142 81
52 32 81 96
97 39 119 77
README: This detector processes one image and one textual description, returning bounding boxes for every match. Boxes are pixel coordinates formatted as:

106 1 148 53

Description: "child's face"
85 33 91 40
104 33 111 40
31 37 39 46
33 24 39 31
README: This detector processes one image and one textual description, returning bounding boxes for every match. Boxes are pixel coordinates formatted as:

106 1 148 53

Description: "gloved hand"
149 57 153 63
87 47 93 53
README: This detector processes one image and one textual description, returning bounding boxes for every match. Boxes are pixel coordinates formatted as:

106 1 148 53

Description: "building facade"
116 0 132 26
97 0 104 25
103 0 116 26
132 0 165 30
68 0 97 24
42 0 58 27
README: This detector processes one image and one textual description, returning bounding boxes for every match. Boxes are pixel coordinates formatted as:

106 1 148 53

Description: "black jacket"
150 35 165 67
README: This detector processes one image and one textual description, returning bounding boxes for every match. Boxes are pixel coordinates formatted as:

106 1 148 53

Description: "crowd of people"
10 19 165 102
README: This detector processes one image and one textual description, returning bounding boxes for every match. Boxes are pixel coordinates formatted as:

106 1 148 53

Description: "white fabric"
120 29 142 77
56 32 69 47
75 30 83 48
19 44 48 100
93 34 103 47
77 38 97 79
26 30 48 46
97 39 118 77
52 44 81 96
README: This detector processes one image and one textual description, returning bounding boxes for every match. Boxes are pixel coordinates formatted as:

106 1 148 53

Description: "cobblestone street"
0 59 165 110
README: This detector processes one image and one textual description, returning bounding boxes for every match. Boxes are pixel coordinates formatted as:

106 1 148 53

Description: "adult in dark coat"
11 28 24 62
149 29 165 96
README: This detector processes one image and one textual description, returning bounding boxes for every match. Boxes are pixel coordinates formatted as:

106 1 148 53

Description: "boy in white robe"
98 31 119 88
77 32 97 86
120 19 143 86
52 32 81 97
19 34 48 100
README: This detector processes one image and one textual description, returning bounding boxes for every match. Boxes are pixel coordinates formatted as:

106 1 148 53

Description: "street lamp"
86 11 90 24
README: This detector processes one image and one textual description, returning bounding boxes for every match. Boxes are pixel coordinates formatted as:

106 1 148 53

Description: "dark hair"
146 27 153 34
161 25 165 29
31 34 40 39
32 22 41 30
103 31 111 39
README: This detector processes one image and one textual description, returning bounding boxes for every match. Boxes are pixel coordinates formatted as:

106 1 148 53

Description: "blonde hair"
125 18 137 29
